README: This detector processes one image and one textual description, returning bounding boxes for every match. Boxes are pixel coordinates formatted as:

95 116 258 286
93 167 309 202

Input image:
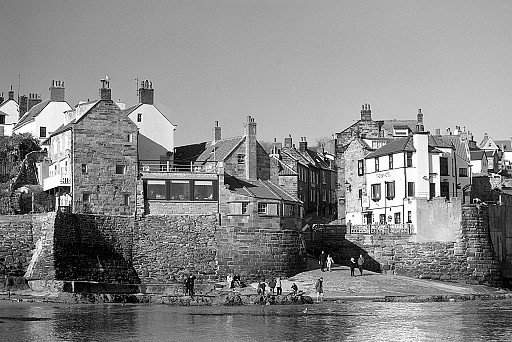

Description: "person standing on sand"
350 257 357 277
276 276 282 295
319 250 327 272
291 283 298 295
357 254 365 276
269 277 276 295
326 254 334 272
315 277 324 302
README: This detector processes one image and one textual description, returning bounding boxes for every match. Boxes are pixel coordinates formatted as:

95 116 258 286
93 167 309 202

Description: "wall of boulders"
0 215 35 277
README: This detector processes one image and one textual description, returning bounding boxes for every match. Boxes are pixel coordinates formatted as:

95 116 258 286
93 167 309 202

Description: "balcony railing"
349 223 414 235
43 174 71 191
139 161 217 173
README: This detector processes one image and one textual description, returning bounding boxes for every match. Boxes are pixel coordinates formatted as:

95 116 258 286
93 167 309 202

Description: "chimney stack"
138 80 154 105
213 120 221 143
299 136 308 152
99 78 111 100
49 80 65 102
27 93 42 112
271 138 282 156
360 103 372 121
416 109 424 132
284 135 292 148
244 116 257 180
8 85 14 100
435 128 441 136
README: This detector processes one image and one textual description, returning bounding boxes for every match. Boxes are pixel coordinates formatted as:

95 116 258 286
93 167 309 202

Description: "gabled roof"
224 175 299 202
380 119 418 133
494 140 512 152
281 146 332 170
270 156 298 176
15 100 50 128
428 135 453 149
365 136 415 159
174 141 208 163
439 135 470 163
122 103 176 126
470 150 487 160
195 136 244 163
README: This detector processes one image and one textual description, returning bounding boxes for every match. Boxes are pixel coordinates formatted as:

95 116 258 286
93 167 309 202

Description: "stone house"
0 86 19 136
346 131 470 236
479 133 501 173
333 104 425 222
42 79 139 215
269 136 337 221
14 81 72 143
123 80 176 164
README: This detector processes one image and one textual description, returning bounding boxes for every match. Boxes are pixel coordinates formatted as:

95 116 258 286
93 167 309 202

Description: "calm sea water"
1 300 511 342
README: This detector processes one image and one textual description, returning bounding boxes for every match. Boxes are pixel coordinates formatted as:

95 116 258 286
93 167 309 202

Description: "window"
406 152 413 167
258 203 267 214
407 182 415 197
82 163 88 174
322 189 326 201
389 155 393 169
116 164 126 174
357 160 364 176
440 181 449 199
194 180 214 200
375 158 380 172
170 180 190 200
0 115 5 124
127 133 133 142
82 193 90 203
358 189 363 199
284 204 295 217
123 194 130 206
40 126 47 138
394 212 401 224
147 180 167 200
440 157 449 176
237 154 245 164
385 181 395 199
407 211 412 223
371 183 381 201
230 202 249 215
459 168 468 177
379 214 386 224
137 113 142 122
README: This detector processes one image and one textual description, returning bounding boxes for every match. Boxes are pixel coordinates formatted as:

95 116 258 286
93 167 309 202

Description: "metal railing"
349 223 414 235
139 161 217 173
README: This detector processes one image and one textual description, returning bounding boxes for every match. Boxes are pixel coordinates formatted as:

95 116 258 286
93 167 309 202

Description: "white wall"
128 104 176 152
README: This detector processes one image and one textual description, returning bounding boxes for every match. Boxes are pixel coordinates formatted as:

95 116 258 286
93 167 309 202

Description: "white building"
123 80 176 162
0 87 19 136
346 132 470 232
13 81 71 143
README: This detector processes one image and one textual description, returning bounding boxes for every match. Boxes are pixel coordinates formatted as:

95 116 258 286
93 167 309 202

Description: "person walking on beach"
357 254 365 276
319 250 327 272
291 283 298 295
188 274 196 296
315 277 324 302
350 257 357 277
326 254 334 272
276 276 282 295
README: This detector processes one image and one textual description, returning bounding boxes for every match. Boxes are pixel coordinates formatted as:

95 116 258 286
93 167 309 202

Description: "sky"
1 0 512 147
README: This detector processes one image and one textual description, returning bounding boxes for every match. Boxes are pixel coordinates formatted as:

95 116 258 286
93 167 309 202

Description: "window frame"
371 183 381 201
115 164 126 175
389 155 393 169
137 113 142 122
375 158 380 172
357 159 364 176
40 126 47 138
385 181 395 200
406 152 413 167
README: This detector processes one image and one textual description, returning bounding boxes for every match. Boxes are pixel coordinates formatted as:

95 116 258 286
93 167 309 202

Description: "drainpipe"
403 151 407 230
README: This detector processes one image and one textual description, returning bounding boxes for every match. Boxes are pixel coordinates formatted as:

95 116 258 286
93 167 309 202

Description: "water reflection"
1 300 512 341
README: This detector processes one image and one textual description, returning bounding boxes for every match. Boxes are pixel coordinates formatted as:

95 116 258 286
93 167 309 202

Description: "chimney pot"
138 80 154 104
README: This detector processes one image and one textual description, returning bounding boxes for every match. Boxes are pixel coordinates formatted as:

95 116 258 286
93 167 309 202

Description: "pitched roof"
195 136 244 163
494 140 512 152
470 149 487 160
174 141 209 163
224 175 299 202
15 100 50 128
380 119 418 133
439 135 470 162
428 135 453 149
270 156 298 176
365 136 415 159
122 103 142 116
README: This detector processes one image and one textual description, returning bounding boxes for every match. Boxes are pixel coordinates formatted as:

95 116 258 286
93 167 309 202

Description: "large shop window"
145 179 218 201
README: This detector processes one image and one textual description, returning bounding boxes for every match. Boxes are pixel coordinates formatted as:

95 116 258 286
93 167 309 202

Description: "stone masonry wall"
0 215 36 277
132 215 218 283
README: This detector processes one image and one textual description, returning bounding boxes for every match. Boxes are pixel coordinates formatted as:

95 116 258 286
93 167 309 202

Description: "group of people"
256 277 300 296
318 251 366 276
184 274 196 296
226 274 244 289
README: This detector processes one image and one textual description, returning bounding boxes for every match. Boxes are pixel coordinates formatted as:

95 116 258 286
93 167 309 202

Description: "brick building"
43 79 138 215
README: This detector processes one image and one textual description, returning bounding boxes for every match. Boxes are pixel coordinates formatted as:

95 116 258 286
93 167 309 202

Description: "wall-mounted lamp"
345 181 352 192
